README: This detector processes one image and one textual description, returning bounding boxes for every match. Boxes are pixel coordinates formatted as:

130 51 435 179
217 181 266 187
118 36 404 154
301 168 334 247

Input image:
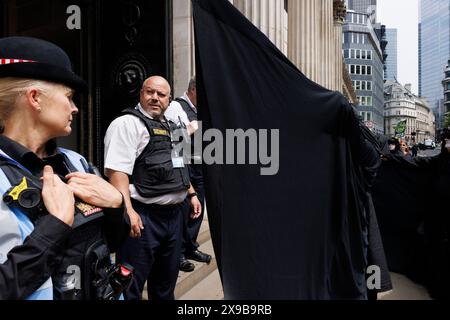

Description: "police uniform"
0 136 130 299
169 96 209 261
104 104 190 300
0 36 130 300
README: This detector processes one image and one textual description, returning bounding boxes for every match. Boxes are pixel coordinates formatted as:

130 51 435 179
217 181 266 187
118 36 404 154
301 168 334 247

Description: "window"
367 51 372 60
356 65 361 74
350 49 355 59
367 65 372 75
361 50 366 60
356 50 361 59
367 81 372 91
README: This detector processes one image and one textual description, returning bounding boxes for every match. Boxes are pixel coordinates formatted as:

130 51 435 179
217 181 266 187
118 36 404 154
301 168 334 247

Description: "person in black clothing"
374 130 450 299
170 77 212 273
0 36 130 300
413 130 450 299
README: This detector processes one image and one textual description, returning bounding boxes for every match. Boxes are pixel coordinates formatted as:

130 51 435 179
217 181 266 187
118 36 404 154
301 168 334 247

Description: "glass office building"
343 10 385 135
419 0 450 131
345 0 377 23
384 28 398 81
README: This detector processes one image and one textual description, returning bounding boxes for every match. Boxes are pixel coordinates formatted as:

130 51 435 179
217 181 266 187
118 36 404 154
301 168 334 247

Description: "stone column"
172 0 195 97
288 0 346 93
233 0 287 54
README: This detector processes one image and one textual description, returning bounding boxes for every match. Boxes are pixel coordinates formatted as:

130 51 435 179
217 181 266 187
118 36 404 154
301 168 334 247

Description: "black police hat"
0 36 87 92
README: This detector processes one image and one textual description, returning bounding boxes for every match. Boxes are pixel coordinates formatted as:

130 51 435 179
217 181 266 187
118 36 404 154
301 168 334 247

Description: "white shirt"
165 93 199 133
165 100 190 127
104 104 187 205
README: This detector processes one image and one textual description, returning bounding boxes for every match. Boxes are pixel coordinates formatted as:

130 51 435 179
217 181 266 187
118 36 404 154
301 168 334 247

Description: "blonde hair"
0 77 52 132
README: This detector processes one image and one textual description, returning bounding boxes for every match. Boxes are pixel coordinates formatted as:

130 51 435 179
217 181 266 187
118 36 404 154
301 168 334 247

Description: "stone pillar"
233 0 287 54
172 0 195 97
288 0 347 93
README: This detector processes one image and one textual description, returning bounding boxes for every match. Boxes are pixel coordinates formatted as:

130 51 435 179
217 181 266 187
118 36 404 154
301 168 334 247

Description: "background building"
345 0 377 24
384 28 398 81
384 80 435 143
174 0 354 100
419 0 450 134
343 9 385 134
443 59 450 121
0 0 353 164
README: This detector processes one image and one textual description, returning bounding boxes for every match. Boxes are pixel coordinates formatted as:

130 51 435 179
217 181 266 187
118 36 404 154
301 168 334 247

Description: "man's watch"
187 192 198 199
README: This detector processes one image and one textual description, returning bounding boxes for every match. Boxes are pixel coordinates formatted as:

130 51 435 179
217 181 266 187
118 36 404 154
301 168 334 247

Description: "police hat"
0 36 87 92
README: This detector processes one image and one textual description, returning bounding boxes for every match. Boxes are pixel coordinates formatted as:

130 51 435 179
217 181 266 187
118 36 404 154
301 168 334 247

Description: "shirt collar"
0 135 64 176
136 103 168 123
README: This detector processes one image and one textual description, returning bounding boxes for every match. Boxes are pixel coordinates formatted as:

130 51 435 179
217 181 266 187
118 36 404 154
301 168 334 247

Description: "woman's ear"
25 88 42 111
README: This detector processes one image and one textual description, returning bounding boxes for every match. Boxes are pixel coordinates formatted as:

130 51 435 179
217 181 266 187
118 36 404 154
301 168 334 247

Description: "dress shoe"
179 256 195 272
185 250 212 264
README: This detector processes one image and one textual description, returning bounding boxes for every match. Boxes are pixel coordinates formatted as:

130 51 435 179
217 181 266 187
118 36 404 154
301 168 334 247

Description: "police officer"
104 76 201 300
165 76 212 272
0 36 130 300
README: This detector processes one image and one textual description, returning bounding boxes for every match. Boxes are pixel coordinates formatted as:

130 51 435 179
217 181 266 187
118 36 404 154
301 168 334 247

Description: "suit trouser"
182 164 205 253
117 199 183 300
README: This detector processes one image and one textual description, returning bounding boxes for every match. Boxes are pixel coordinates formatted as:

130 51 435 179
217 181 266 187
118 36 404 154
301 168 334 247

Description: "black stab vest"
175 98 197 122
122 108 190 198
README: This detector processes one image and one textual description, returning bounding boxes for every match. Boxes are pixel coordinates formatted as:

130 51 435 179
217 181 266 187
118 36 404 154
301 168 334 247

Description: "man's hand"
42 165 75 226
65 172 123 208
127 208 144 238
190 196 202 219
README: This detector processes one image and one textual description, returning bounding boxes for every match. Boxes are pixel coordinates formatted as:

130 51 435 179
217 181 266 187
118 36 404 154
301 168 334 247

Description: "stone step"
174 239 217 299
379 273 432 300
179 269 224 300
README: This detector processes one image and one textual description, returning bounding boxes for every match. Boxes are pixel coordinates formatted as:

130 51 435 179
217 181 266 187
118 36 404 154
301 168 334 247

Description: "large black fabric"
192 0 389 299
372 152 450 299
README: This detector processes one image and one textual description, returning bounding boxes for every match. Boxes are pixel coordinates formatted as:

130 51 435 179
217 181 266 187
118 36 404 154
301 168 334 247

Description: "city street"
417 147 441 157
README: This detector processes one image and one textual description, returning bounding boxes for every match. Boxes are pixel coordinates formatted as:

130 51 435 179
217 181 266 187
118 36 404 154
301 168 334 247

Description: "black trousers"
117 200 183 300
182 164 205 254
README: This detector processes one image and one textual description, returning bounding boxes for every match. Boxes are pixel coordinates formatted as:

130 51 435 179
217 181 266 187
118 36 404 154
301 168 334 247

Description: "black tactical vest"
174 98 202 164
122 108 190 197
0 155 122 300
175 98 197 122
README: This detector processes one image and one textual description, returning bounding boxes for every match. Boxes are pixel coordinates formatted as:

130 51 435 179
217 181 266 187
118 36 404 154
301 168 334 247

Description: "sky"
378 0 419 94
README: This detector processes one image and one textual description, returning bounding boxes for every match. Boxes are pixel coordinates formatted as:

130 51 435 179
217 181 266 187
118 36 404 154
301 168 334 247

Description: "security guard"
104 76 201 300
165 76 212 272
0 37 130 300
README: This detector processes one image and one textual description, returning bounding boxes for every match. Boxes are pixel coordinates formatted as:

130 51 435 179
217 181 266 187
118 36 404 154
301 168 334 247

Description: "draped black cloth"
192 0 390 299
372 151 450 299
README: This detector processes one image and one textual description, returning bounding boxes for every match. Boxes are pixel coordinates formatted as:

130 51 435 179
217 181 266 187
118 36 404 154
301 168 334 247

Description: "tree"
444 113 450 129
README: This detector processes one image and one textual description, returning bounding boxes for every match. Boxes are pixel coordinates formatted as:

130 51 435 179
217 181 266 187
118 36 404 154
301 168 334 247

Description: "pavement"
379 273 431 300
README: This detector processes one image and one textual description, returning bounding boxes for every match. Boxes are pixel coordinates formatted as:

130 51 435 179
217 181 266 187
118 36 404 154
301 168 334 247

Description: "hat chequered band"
0 59 36 65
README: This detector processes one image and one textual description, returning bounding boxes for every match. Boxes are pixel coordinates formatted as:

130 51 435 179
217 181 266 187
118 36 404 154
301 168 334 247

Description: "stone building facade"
173 0 355 102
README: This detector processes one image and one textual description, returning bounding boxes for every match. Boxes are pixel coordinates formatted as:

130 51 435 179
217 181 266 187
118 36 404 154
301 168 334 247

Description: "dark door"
1 0 171 168
1 0 91 154
96 0 171 168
